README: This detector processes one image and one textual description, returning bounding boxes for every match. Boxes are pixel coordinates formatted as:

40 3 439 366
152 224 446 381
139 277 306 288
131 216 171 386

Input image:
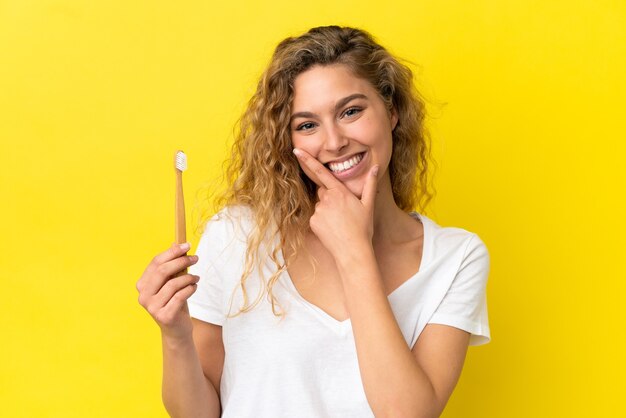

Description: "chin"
346 184 363 198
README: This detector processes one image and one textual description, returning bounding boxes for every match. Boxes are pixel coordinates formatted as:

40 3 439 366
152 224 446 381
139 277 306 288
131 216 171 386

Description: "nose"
323 122 349 153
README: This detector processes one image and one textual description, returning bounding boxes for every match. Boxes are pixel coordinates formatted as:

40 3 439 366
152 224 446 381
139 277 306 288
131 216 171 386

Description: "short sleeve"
187 215 227 326
428 233 491 346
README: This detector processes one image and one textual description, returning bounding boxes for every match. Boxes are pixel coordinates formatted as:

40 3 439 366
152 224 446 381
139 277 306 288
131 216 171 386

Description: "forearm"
161 334 220 418
336 244 438 418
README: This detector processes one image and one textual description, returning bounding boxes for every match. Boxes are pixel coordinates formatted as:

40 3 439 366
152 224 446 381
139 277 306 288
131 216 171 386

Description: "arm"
162 331 221 418
291 150 471 418
136 242 221 418
336 244 470 418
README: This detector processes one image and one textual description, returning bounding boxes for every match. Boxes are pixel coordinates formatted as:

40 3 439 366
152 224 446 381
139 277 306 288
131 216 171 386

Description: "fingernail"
179 242 190 251
372 165 379 176
292 148 302 157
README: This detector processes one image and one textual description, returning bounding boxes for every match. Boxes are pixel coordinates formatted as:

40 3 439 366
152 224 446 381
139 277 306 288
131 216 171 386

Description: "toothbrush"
174 150 188 277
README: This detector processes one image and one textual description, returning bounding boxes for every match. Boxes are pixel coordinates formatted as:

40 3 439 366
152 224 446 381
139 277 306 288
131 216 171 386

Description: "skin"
136 244 221 417
135 62 471 418
291 63 472 417
290 63 402 247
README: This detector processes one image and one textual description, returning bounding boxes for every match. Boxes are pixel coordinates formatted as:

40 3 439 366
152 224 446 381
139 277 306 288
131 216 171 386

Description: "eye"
342 107 362 118
295 121 316 131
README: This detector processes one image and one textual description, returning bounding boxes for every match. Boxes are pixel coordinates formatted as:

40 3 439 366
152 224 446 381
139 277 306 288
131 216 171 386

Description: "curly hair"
197 25 435 319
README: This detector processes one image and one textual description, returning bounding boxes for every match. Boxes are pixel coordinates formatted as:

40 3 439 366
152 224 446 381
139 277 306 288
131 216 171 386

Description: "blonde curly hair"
198 25 435 319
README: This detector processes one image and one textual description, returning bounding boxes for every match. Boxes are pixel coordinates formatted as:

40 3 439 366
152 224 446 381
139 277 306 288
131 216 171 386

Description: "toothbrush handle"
174 170 187 277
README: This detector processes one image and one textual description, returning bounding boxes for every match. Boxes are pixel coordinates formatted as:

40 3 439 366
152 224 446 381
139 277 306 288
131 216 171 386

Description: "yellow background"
1 1 624 417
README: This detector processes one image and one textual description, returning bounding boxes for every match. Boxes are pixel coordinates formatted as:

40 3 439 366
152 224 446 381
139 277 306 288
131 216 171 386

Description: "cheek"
352 118 382 145
292 136 317 152
291 140 322 172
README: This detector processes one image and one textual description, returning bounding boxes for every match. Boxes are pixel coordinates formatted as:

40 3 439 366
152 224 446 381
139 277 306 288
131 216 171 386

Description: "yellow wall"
1 1 624 416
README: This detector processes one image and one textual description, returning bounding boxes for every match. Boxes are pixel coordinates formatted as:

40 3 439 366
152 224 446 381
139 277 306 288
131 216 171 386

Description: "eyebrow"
290 93 368 122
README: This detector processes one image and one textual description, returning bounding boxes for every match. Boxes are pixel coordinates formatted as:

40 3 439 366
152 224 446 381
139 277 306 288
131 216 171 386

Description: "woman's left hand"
293 148 379 257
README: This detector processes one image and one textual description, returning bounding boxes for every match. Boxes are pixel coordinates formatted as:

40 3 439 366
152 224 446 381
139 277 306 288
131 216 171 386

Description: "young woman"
137 26 491 418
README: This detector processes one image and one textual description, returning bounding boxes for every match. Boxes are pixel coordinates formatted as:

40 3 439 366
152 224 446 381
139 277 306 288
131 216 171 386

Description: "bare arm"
161 332 220 418
337 245 469 418
137 242 221 418
292 150 470 418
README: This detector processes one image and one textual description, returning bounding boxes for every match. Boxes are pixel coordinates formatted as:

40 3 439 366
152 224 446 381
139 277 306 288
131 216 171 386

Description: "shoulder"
194 205 258 271
200 204 256 242
416 213 489 263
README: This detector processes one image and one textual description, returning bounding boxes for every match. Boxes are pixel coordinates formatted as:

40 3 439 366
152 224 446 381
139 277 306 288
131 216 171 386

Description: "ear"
390 106 399 131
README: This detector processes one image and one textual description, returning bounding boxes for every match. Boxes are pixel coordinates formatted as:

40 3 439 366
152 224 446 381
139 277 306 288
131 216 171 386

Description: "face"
290 64 398 199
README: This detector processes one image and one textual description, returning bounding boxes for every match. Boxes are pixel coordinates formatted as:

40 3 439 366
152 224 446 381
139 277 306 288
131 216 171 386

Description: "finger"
153 274 200 310
156 283 198 326
293 148 343 190
150 242 191 268
360 165 379 210
143 254 199 296
317 186 326 201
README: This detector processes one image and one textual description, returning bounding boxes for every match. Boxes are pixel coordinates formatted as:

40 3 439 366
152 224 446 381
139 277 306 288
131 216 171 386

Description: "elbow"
380 390 442 418
380 406 440 418
380 409 439 418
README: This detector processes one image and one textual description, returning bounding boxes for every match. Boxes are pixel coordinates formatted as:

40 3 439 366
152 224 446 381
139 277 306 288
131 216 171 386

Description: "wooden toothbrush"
174 150 188 277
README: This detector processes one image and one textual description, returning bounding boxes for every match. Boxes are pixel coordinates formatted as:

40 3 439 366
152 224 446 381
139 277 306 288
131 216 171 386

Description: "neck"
371 171 407 247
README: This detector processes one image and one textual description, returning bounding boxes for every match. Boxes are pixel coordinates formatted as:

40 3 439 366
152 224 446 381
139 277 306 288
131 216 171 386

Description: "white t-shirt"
188 205 491 418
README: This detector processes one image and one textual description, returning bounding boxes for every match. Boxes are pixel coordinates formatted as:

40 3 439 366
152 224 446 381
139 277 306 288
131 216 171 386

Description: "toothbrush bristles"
175 151 187 171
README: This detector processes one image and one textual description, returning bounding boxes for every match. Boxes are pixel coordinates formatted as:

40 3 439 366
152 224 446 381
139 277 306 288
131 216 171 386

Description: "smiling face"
290 64 398 199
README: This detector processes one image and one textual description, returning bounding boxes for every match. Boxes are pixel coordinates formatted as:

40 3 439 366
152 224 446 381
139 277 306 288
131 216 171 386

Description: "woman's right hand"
136 242 200 340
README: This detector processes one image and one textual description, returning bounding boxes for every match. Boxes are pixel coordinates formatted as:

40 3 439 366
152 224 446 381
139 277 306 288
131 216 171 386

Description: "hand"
293 148 379 257
136 242 200 340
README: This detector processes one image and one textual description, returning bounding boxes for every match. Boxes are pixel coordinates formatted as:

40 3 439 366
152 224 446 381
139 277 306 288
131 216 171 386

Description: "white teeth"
329 153 364 173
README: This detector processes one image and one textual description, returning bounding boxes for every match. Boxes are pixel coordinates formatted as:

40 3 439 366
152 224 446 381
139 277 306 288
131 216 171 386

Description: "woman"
136 26 491 418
